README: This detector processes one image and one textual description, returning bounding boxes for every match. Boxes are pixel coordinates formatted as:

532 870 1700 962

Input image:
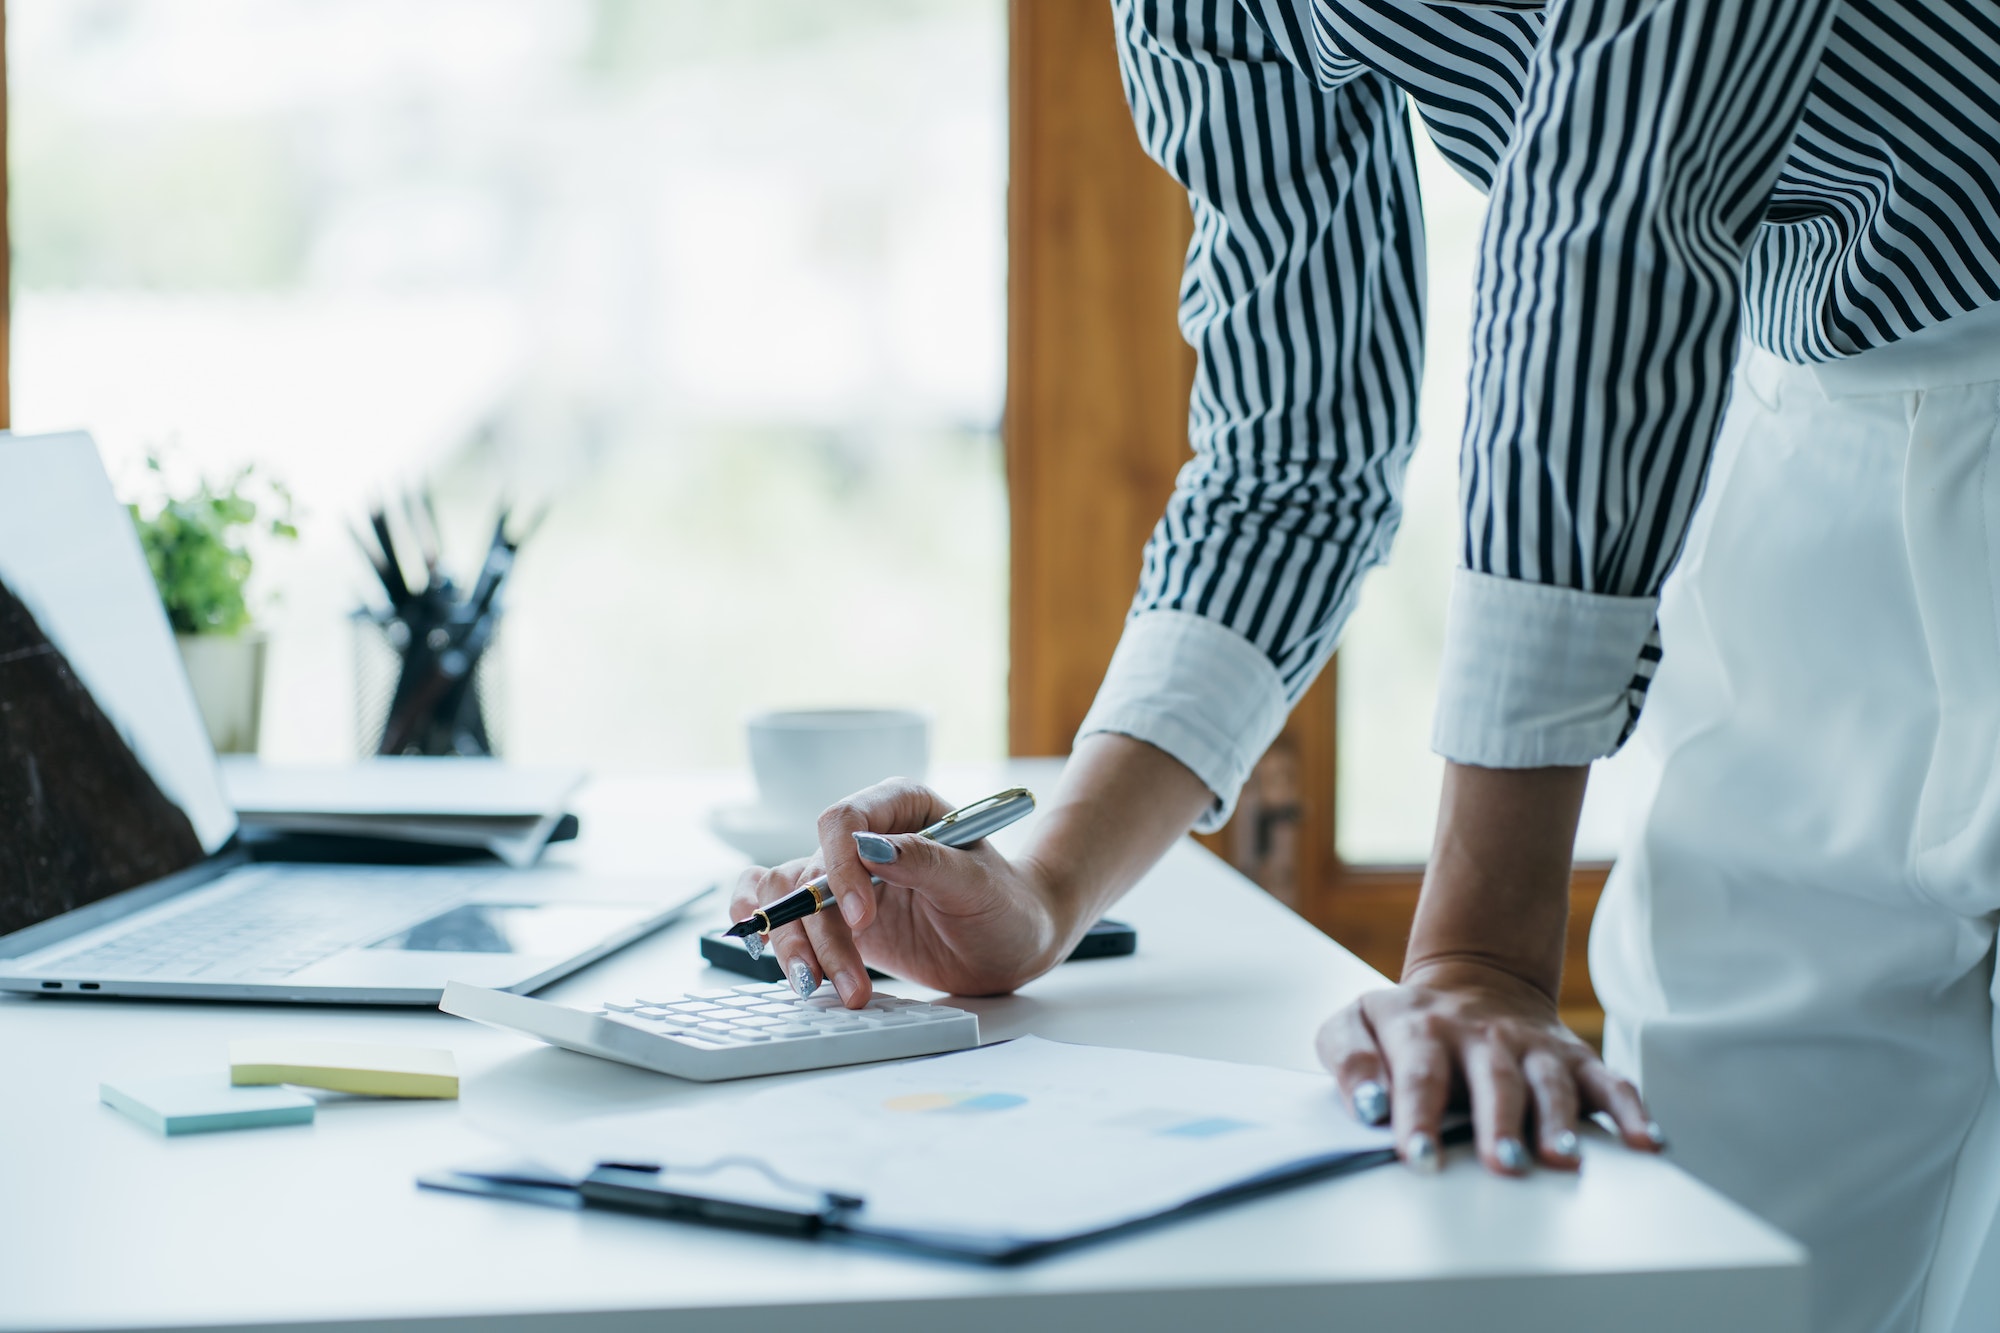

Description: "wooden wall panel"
1005 0 1341 926
1198 670 1337 914
1005 0 1193 756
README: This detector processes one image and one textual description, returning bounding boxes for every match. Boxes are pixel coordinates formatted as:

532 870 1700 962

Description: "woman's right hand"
726 778 1082 1008
726 734 1220 1010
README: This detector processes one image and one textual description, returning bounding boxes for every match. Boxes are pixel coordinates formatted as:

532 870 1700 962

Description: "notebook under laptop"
0 431 709 1004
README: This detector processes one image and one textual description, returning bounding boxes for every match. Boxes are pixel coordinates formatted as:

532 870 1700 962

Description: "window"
9 0 1008 768
11 3 1619 1021
1336 131 1644 865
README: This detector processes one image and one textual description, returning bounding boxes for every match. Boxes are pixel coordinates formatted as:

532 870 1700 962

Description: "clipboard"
416 1037 1410 1264
418 1146 1400 1263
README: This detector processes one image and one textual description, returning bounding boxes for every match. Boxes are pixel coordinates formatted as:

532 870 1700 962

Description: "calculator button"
516 986 980 1078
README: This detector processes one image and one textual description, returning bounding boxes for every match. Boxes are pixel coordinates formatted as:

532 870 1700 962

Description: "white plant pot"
175 631 268 755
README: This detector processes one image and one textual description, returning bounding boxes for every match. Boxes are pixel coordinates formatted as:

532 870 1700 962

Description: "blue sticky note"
101 1074 316 1137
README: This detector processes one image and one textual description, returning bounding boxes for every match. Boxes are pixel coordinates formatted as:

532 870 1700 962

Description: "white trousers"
1592 305 2000 1333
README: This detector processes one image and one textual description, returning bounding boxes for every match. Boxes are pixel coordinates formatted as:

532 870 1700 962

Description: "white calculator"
439 980 980 1082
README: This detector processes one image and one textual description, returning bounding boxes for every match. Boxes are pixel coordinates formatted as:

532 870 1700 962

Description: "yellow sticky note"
229 1039 458 1099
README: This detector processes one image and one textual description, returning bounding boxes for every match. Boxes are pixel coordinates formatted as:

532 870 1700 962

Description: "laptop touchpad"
371 903 657 955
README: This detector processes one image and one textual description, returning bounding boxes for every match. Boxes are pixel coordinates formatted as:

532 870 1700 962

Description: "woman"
734 1 2000 1329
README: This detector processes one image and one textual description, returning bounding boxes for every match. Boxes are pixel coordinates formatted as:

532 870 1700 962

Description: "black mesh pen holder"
352 610 506 757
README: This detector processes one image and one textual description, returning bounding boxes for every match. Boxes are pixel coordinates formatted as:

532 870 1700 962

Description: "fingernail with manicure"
1646 1121 1669 1149
853 832 897 863
1352 1080 1390 1126
1496 1137 1528 1173
789 960 817 997
1553 1129 1580 1159
1406 1132 1441 1174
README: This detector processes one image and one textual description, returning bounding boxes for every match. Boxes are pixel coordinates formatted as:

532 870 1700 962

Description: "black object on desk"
352 493 544 757
1064 917 1139 960
701 930 888 981
698 918 1137 984
241 813 580 865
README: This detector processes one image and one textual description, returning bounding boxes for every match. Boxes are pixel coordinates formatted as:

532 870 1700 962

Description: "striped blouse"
1078 0 2000 827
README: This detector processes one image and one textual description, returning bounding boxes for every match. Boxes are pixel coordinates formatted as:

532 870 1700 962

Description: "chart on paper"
522 1037 1394 1246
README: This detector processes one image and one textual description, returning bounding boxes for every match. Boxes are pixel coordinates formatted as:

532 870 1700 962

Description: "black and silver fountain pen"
725 787 1037 959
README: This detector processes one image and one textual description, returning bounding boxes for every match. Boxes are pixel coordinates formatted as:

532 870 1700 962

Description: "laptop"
0 431 710 1004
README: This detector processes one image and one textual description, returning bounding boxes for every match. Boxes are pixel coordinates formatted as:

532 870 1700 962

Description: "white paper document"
221 757 585 867
516 1037 1395 1249
222 757 584 818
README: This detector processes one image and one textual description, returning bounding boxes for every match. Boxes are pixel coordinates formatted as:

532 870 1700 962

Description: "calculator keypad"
599 984 948 1048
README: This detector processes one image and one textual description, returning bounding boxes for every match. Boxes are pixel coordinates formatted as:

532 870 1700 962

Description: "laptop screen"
0 432 238 939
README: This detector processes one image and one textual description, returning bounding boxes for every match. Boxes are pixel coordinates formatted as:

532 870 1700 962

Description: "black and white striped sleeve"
1434 0 1839 767
1080 0 1425 829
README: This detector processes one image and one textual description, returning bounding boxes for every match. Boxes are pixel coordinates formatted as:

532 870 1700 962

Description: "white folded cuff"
1431 569 1658 768
1076 609 1290 833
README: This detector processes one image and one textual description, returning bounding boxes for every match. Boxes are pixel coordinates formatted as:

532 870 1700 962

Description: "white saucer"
707 801 820 867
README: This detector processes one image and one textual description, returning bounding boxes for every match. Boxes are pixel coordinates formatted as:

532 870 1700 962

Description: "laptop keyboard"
43 869 487 983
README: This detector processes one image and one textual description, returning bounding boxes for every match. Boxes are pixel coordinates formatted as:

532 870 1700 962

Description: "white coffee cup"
745 708 931 828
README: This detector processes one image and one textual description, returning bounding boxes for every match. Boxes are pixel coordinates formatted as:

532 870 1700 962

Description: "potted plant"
127 456 296 754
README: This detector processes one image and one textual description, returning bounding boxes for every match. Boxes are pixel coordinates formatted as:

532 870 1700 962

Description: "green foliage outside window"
128 456 297 636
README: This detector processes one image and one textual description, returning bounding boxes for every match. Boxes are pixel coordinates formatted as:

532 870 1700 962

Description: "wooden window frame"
1006 0 1605 1039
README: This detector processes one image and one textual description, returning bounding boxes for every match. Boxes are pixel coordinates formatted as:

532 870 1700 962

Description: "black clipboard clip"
579 1158 864 1236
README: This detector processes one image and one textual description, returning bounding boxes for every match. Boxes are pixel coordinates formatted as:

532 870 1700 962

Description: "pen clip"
927 787 1032 834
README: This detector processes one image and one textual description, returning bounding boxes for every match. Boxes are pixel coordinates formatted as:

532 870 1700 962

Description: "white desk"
0 761 1805 1332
